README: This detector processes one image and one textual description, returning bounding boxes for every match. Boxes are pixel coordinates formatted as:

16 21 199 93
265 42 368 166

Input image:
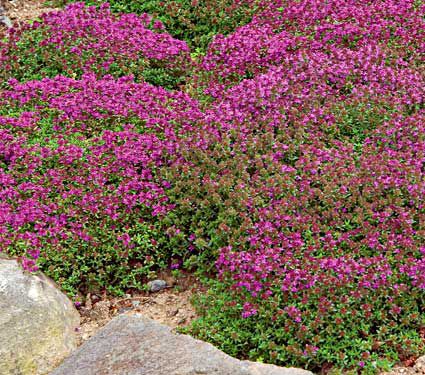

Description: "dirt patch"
0 0 59 32
75 271 203 346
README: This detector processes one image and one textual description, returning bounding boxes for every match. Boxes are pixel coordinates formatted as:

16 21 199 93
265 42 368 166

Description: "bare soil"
1 0 59 25
75 271 203 345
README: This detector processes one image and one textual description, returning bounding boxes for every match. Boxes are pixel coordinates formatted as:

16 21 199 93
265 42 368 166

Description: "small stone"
131 300 141 307
147 279 167 293
167 308 179 317
118 307 132 314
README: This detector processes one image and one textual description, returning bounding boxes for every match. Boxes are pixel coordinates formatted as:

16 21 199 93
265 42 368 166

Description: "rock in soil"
147 279 168 292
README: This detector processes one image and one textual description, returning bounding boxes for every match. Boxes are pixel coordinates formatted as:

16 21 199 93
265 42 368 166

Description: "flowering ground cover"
0 2 191 88
49 0 263 50
0 1 424 373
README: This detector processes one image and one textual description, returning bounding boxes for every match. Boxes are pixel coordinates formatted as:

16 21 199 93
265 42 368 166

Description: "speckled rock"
147 279 168 292
0 256 80 375
51 313 313 375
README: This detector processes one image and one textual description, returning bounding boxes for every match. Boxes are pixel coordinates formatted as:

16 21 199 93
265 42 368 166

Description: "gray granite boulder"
51 313 313 375
0 256 80 375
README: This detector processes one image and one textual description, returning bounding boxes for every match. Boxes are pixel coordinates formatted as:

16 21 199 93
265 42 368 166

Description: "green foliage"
334 102 397 145
8 216 166 297
1 28 59 85
184 279 425 374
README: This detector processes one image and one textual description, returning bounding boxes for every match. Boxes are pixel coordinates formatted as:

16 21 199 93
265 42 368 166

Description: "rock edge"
51 313 313 375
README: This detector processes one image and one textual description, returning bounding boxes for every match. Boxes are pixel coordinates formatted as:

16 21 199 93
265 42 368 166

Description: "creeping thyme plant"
0 1 424 373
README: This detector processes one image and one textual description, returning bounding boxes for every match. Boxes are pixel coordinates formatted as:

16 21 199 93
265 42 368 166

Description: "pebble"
167 308 179 317
147 279 168 293
118 307 132 314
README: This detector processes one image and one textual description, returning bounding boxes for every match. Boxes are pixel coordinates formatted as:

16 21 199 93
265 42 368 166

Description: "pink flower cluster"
200 0 425 320
0 2 190 82
39 2 189 62
0 73 203 271
200 0 423 99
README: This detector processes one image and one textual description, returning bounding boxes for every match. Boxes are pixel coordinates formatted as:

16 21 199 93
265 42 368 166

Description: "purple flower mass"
0 0 424 371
